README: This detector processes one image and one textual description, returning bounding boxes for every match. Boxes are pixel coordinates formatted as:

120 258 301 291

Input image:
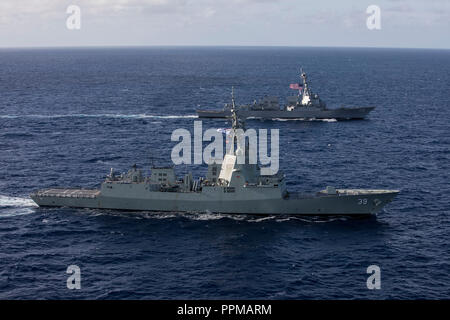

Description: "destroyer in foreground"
31 97 397 215
197 69 375 120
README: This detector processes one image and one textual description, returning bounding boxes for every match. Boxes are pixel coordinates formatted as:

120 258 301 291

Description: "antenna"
300 67 306 83
231 86 236 111
298 67 305 99
231 86 237 129
229 86 245 131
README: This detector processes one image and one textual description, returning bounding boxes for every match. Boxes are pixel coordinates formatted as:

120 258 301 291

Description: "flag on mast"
217 128 231 135
290 83 302 91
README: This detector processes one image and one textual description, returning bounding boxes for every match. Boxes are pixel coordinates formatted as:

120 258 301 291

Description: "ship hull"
30 188 398 216
197 106 375 120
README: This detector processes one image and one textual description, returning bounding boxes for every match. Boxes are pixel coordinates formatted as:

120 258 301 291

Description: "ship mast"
230 86 244 130
227 87 246 156
299 68 313 106
300 68 309 97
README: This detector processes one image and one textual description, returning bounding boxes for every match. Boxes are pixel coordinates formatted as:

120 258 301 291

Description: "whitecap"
0 195 37 208
0 195 38 217
320 118 337 122
269 118 337 122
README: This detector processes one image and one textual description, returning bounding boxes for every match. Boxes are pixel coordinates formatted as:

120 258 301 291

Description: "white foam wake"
0 195 38 217
82 210 349 223
0 114 198 120
320 118 338 122
271 118 337 122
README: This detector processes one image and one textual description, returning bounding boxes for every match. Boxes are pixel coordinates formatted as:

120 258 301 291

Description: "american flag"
217 128 231 135
290 83 302 90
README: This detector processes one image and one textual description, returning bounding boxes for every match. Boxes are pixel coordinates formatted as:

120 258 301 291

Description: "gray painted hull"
30 188 398 216
197 106 375 120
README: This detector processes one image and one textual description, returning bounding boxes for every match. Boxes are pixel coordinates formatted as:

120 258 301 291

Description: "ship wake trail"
270 118 337 122
81 210 353 224
0 195 38 217
0 114 198 120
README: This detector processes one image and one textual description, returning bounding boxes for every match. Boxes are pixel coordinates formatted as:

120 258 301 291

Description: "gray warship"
197 70 375 120
31 96 397 215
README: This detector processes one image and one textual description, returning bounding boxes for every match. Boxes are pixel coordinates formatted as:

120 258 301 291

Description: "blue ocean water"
0 47 449 299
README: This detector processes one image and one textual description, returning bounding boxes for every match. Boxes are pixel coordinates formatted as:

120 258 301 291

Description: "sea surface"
0 47 449 299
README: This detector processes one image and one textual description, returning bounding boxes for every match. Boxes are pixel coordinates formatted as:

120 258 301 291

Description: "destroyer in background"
197 69 375 120
31 94 397 215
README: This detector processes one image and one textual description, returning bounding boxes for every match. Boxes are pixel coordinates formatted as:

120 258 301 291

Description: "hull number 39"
358 198 368 205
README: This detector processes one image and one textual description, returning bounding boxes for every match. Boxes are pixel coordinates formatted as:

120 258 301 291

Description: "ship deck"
33 188 100 199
